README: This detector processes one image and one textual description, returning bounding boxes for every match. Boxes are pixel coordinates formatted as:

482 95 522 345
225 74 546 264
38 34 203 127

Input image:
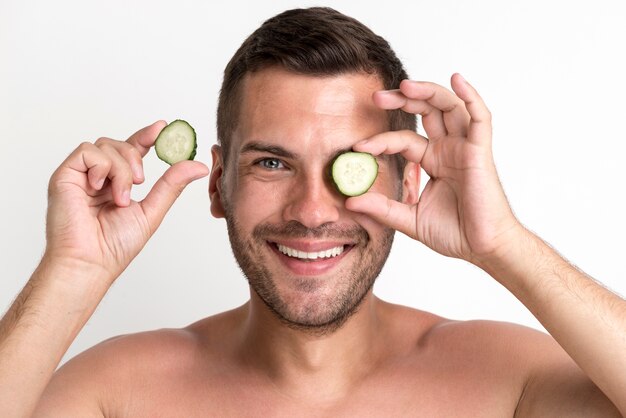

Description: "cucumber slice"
332 152 378 196
155 120 197 165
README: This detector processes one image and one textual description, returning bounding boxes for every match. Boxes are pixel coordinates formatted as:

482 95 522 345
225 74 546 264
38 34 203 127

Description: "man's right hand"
44 120 209 284
0 121 208 417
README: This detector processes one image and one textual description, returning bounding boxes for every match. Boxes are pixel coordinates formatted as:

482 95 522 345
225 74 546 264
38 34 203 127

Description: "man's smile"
276 243 345 260
266 240 355 275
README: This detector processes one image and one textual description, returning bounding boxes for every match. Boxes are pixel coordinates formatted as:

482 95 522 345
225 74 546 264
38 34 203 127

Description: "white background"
1 0 625 365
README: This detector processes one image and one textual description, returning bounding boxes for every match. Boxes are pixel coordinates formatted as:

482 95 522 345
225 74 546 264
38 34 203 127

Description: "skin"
0 67 623 417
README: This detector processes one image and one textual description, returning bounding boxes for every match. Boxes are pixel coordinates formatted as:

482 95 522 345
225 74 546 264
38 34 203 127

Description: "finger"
399 79 471 138
373 89 447 139
353 130 428 164
450 73 492 146
345 191 416 239
140 160 209 233
97 142 135 207
56 142 112 191
95 137 144 184
126 120 168 157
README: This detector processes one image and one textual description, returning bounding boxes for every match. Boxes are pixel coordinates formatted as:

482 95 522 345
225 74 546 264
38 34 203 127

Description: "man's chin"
251 276 373 336
258 292 366 336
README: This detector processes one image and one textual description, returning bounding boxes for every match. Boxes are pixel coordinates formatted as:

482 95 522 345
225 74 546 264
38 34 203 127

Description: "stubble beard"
224 207 395 336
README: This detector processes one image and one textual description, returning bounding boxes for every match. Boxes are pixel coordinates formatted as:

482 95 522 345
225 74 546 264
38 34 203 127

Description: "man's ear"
209 144 226 218
401 161 421 205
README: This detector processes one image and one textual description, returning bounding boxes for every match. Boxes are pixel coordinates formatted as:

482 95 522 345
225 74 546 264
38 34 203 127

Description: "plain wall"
1 0 625 365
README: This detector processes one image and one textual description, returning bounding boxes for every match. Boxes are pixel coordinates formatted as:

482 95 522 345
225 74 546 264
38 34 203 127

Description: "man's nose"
282 172 342 229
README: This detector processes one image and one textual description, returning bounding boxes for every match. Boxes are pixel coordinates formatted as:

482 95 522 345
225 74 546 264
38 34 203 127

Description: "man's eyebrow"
329 147 392 166
239 141 298 159
329 146 356 163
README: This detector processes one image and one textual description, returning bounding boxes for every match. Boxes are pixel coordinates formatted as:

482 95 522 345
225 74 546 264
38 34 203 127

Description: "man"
0 7 624 417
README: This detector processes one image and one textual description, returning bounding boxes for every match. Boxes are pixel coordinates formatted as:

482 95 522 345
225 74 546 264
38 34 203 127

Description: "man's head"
210 8 419 334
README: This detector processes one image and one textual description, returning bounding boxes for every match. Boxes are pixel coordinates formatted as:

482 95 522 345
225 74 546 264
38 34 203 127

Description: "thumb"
346 192 417 239
140 160 209 233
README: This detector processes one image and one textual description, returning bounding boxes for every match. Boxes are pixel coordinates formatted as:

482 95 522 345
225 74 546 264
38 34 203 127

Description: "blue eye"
258 158 284 170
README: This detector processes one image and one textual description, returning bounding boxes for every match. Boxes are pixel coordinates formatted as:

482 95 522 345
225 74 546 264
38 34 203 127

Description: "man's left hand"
347 73 522 265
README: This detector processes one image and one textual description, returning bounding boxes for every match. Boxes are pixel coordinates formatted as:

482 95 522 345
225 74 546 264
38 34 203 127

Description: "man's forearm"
479 228 626 414
0 258 110 417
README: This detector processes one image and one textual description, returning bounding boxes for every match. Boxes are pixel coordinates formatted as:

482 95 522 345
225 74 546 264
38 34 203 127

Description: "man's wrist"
36 253 115 297
471 224 546 292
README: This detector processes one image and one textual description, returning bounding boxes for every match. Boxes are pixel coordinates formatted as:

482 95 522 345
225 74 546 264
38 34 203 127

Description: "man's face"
214 67 400 332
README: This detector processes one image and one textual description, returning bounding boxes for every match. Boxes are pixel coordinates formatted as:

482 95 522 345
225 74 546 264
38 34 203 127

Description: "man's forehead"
241 67 383 113
232 67 388 154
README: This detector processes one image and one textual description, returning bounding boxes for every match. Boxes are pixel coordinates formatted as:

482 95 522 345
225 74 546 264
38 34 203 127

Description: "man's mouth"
266 240 355 275
276 243 346 260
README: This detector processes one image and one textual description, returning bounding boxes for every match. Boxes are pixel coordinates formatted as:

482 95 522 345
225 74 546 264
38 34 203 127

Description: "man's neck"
238 291 386 401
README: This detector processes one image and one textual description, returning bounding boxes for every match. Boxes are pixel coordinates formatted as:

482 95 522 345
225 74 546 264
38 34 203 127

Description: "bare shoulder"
435 320 619 416
403 308 578 384
35 328 197 415
36 307 245 416
425 316 558 357
383 303 620 417
380 301 554 374
380 299 555 355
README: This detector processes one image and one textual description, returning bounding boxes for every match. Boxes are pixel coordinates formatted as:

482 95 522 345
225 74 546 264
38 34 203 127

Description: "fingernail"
193 170 210 181
133 166 144 181
122 189 131 204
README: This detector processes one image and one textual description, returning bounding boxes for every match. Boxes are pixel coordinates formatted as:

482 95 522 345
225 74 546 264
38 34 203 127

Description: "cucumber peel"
155 119 197 165
332 152 378 196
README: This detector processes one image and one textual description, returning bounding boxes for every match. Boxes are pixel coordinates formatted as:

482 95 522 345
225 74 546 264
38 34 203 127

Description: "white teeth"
277 244 345 260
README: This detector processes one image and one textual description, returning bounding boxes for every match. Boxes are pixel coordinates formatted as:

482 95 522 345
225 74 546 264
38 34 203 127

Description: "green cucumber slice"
332 152 378 196
155 120 197 165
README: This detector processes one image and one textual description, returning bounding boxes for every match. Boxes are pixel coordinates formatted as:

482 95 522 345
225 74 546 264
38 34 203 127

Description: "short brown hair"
217 7 416 169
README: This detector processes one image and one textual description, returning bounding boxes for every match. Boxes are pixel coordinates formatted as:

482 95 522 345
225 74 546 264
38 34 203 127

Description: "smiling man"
1 7 625 417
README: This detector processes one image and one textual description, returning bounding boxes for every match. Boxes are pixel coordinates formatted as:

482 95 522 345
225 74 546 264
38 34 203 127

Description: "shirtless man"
1 7 624 417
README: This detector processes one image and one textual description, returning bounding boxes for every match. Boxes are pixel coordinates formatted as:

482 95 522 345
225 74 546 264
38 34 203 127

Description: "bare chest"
114 365 520 418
